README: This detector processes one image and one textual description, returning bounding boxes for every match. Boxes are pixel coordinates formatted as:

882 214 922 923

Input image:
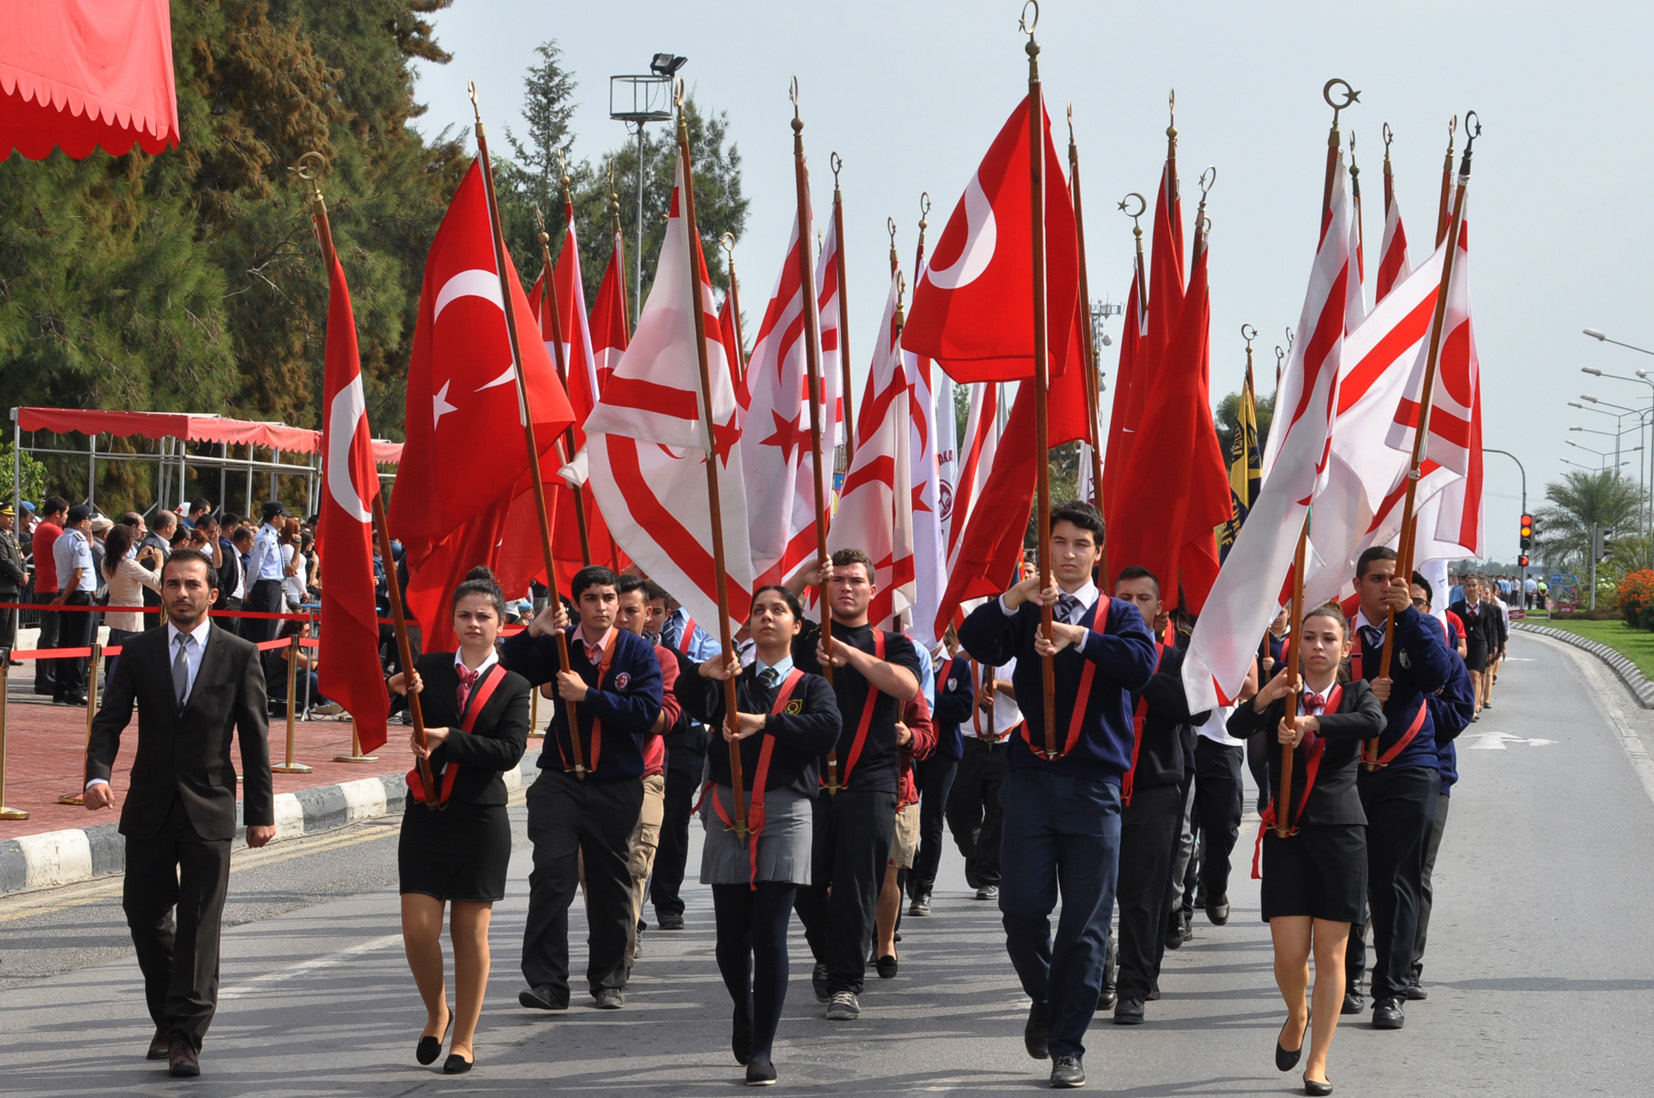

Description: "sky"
409 0 1654 569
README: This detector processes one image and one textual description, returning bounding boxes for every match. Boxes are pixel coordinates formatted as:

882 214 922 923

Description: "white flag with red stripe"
829 273 914 626
1375 183 1411 303
1184 161 1353 711
903 344 946 645
585 152 754 632
739 209 838 587
815 211 847 449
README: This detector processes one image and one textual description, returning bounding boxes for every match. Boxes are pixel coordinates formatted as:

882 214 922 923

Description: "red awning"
16 408 402 466
0 0 179 160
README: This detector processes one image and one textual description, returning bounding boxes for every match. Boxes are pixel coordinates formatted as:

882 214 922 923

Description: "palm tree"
1533 469 1644 571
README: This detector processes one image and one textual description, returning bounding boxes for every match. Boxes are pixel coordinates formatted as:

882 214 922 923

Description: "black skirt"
1260 823 1366 923
398 798 512 903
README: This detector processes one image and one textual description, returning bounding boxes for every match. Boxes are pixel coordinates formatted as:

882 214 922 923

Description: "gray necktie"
1056 593 1082 624
173 634 192 708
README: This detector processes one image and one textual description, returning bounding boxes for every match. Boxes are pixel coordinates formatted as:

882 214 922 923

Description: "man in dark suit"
84 548 275 1078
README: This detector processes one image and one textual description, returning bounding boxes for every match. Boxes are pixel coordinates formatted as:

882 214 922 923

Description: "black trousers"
33 598 59 692
794 787 897 996
1352 764 1440 1002
247 579 283 643
522 770 644 999
946 738 1007 889
219 596 243 638
1412 790 1452 980
650 743 704 921
1115 783 1183 1000
0 591 17 653
1193 738 1243 905
123 796 232 1049
910 754 959 898
54 591 94 700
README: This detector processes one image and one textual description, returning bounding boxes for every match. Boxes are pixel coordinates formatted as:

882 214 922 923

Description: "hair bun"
465 565 499 585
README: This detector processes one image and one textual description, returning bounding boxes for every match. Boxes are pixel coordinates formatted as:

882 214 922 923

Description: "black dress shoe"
656 913 685 930
1146 980 1161 1002
416 1015 452 1065
442 1053 472 1074
146 1029 170 1061
1372 997 1404 1029
1303 1075 1334 1096
1096 986 1117 1012
1205 896 1230 925
1049 1054 1086 1088
745 1059 777 1086
1340 990 1364 1015
1112 998 1144 1025
1024 1001 1051 1060
167 1037 200 1078
1276 1017 1306 1071
518 984 568 1011
1405 978 1428 1001
876 954 899 979
732 1009 753 1065
1164 914 1186 951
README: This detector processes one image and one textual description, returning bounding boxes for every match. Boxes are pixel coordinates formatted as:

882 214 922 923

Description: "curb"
1514 622 1654 709
0 758 540 897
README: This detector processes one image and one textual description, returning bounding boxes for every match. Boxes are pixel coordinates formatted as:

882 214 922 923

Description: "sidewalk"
0 659 545 894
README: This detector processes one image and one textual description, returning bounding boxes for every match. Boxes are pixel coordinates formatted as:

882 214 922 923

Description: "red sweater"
897 692 938 808
644 643 682 777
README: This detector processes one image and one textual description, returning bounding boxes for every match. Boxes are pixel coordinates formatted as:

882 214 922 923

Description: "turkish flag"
1106 243 1231 611
905 93 1080 384
315 245 390 752
590 229 630 387
389 159 575 649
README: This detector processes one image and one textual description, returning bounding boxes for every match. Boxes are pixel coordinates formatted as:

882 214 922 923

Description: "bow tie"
1302 691 1328 716
457 664 481 709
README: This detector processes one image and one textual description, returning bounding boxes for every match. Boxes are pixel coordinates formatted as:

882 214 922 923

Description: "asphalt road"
3 629 1653 1096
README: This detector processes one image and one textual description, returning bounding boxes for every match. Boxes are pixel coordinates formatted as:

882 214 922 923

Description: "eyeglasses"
1410 597 1428 608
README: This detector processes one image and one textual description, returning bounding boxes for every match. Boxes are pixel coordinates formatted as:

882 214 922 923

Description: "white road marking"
1463 732 1556 750
220 933 402 1000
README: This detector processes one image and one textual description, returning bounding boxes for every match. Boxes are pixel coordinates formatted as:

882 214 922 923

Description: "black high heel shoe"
1303 1075 1333 1096
416 1015 451 1066
1276 1017 1306 1072
443 1052 473 1075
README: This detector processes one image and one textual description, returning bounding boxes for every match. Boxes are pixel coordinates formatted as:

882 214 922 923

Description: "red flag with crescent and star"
316 244 390 752
904 93 1080 384
389 159 576 649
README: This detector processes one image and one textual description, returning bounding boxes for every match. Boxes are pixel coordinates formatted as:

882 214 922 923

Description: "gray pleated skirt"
700 784 813 886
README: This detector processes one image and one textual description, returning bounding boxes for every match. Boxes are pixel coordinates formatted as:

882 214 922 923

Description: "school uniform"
790 619 923 1000
1343 606 1455 1015
1413 618 1476 986
911 655 973 907
651 611 719 928
1230 678 1385 922
1115 644 1208 1007
1448 598 1500 673
958 585 1157 1064
501 623 663 1005
946 657 1022 892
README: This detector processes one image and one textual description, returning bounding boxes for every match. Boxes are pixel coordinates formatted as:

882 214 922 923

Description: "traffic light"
1601 529 1615 563
1518 554 1530 568
1519 513 1533 551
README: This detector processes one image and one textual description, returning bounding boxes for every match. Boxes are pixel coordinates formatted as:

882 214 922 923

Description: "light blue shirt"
665 607 721 662
754 653 795 681
53 529 96 593
250 522 284 581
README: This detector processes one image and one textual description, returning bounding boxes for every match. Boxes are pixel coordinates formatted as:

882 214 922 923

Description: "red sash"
557 627 620 776
1023 597 1108 761
676 615 697 654
1122 642 1169 808
710 668 806 889
1251 682 1343 877
825 629 886 792
407 663 509 808
1349 642 1429 769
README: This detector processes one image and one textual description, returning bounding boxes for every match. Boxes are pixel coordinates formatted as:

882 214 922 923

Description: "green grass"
1537 616 1654 679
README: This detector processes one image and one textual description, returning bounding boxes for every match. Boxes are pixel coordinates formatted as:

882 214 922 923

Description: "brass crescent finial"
830 151 843 185
1242 323 1258 350
1276 345 1286 369
1463 110 1481 146
533 204 549 244
1199 165 1216 197
1448 114 1458 140
673 77 685 109
897 270 907 308
1285 327 1296 353
918 191 931 229
1382 122 1394 154
1066 100 1075 144
789 75 800 123
1019 0 1039 35
290 150 327 200
720 232 736 257
888 217 898 248
1118 191 1146 223
467 80 481 126
1323 78 1360 125
1169 88 1176 121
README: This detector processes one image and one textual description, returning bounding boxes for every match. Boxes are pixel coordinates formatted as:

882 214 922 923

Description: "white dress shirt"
999 579 1099 624
88 618 212 789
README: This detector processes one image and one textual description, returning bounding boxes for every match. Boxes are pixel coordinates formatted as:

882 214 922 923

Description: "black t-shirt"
793 619 923 794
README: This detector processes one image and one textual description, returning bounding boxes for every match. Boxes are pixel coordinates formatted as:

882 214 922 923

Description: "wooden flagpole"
1067 106 1106 525
788 79 839 747
532 199 593 566
294 153 432 802
1369 113 1479 769
1279 78 1359 832
673 81 749 836
830 153 856 460
1022 9 1057 757
720 234 749 381
470 83 586 779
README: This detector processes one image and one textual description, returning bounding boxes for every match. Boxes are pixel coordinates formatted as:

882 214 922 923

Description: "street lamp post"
1485 447 1528 600
1582 327 1654 564
610 54 687 327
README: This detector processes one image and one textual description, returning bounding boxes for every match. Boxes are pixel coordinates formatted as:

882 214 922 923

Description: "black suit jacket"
412 652 530 807
86 622 274 841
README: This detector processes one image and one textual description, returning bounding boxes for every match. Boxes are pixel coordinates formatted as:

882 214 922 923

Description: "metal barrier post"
332 717 378 763
58 642 100 805
271 635 312 774
529 687 543 738
0 647 29 819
